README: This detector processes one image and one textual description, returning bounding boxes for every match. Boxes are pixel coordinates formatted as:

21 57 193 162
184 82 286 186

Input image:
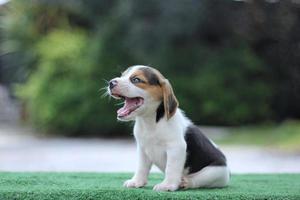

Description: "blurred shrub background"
0 0 299 136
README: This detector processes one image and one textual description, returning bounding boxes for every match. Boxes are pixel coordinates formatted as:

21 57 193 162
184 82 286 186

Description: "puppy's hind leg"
182 166 230 189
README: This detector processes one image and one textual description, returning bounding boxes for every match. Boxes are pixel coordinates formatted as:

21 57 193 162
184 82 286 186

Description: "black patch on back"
156 102 165 122
139 67 160 85
184 125 227 174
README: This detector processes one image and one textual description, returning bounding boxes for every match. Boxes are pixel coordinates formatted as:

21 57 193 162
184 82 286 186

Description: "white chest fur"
133 110 190 172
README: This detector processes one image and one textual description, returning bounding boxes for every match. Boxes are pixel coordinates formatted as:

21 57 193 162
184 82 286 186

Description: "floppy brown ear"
161 79 179 120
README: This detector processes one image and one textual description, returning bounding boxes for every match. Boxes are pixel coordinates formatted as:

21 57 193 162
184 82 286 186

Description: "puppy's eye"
131 77 142 84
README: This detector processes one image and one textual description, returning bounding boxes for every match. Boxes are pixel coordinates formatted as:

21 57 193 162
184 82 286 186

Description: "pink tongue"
117 98 142 117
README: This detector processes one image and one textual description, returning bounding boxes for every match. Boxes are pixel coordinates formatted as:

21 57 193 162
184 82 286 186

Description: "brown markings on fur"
161 79 179 119
145 67 179 119
129 66 179 119
129 69 163 100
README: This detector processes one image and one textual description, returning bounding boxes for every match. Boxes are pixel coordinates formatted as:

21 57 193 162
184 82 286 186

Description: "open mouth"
113 94 144 118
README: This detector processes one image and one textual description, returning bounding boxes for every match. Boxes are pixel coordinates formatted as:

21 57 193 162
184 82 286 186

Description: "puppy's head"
108 65 178 121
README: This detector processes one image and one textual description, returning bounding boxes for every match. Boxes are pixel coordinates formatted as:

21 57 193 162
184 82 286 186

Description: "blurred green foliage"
1 0 299 136
219 120 300 152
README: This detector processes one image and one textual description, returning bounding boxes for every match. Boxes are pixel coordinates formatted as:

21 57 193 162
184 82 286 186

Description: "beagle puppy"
108 65 230 191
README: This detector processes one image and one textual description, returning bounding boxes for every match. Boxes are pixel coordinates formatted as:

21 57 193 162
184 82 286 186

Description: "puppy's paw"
153 182 179 192
179 177 190 189
123 179 147 188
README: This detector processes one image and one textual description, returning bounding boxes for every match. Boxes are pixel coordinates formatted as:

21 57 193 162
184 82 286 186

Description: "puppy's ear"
161 79 179 120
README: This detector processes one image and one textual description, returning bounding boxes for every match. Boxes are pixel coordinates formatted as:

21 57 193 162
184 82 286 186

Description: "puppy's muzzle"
109 79 118 90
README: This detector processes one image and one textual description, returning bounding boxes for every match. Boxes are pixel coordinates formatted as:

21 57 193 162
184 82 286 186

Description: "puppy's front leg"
153 145 186 191
124 146 152 188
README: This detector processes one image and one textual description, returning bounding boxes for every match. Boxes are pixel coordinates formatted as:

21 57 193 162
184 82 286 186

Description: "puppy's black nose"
109 80 118 89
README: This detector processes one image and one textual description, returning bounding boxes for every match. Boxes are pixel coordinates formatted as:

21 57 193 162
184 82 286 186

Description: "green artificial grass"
0 173 299 200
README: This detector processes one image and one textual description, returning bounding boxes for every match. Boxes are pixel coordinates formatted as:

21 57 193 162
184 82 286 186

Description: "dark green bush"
172 46 272 125
1 0 299 135
16 29 129 136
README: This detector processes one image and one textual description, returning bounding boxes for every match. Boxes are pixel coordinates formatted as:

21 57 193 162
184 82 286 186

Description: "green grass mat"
0 173 299 200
